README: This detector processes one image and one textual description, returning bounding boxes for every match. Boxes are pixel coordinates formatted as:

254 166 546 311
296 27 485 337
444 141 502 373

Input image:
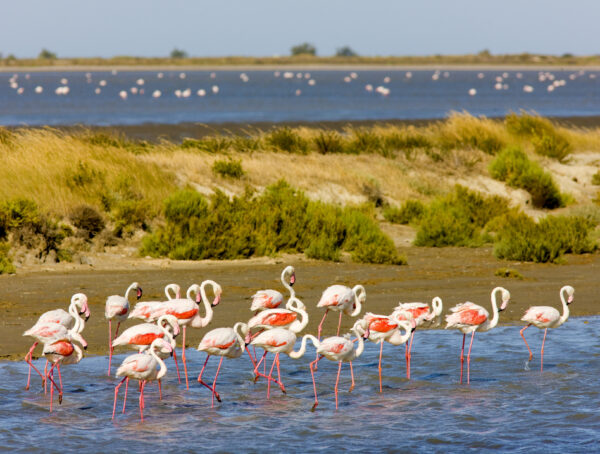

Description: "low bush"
591 170 600 185
181 137 231 153
69 205 105 239
212 159 245 179
494 268 524 279
383 200 425 224
0 241 15 274
505 112 572 161
493 211 596 262
383 128 432 156
532 130 572 161
489 146 564 209
141 181 405 265
436 113 505 155
313 131 345 154
266 128 309 154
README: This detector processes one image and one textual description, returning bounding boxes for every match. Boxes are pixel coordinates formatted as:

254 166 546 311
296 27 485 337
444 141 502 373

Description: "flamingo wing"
445 303 488 328
522 306 560 325
250 290 284 311
317 285 352 309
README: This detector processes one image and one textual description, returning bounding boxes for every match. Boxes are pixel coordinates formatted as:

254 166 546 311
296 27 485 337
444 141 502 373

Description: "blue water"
1 69 599 126
1 317 599 452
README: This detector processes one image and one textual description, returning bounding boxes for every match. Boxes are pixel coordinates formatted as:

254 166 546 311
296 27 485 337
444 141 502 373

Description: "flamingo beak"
567 296 574 304
290 273 296 286
137 287 143 300
211 294 221 307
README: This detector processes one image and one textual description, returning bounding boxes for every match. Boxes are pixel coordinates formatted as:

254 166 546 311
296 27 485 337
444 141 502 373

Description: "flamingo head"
498 288 510 312
289 272 296 286
136 286 143 300
73 293 91 321
211 285 223 307
564 285 575 304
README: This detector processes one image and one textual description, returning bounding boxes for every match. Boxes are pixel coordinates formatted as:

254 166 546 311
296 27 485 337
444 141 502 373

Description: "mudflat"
3 246 597 361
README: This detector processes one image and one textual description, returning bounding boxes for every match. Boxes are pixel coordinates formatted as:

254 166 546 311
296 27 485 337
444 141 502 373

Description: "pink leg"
211 357 224 408
315 310 329 368
266 355 277 399
459 333 466 384
198 355 221 402
406 331 415 380
182 327 189 390
520 324 533 363
139 380 144 421
349 361 355 392
44 360 48 394
275 353 286 393
246 346 257 369
310 358 320 411
46 363 62 412
378 341 384 393
57 364 63 392
172 349 181 384
107 320 112 376
253 351 268 381
336 311 343 336
334 361 342 410
113 376 127 419
158 379 162 400
466 331 476 384
122 377 129 413
540 328 548 372
24 342 44 390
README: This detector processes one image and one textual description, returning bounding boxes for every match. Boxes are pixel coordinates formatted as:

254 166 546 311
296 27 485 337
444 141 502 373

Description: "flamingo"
250 265 295 313
196 322 249 407
392 297 443 379
105 282 142 375
23 293 89 390
520 285 574 371
355 313 414 392
128 283 181 320
42 336 84 412
445 287 511 384
113 338 172 422
314 284 366 367
250 328 319 399
130 280 222 389
112 314 182 383
309 320 366 410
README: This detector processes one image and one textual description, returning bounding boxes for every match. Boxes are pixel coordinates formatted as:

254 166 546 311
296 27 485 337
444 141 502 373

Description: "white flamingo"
250 265 295 312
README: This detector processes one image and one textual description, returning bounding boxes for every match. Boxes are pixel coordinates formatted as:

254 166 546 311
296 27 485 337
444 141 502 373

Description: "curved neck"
233 322 249 352
158 317 177 346
352 328 365 358
387 321 412 345
350 285 365 317
199 280 216 319
289 301 309 333
289 334 318 359
150 343 168 380
488 288 501 329
124 283 137 302
281 268 295 300
165 284 180 300
558 287 570 325
186 284 199 300
68 299 85 333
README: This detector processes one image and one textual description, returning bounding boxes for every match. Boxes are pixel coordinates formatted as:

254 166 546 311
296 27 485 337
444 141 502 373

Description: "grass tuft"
212 159 245 179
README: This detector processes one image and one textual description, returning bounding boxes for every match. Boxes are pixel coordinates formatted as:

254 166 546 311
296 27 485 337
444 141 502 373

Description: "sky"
1 0 598 58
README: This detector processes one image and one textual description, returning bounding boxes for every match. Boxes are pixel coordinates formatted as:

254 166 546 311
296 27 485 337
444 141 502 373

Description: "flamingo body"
250 290 284 311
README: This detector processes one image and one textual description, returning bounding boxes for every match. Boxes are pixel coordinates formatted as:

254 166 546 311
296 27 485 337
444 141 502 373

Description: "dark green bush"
212 159 245 179
181 137 230 153
69 205 105 239
266 128 309 154
383 200 425 224
493 212 596 262
414 186 510 247
489 146 564 209
0 242 15 274
0 127 15 146
65 161 106 190
141 181 404 265
384 129 432 153
532 131 572 161
494 268 524 279
592 171 600 186
505 112 572 161
313 131 345 154
346 129 387 155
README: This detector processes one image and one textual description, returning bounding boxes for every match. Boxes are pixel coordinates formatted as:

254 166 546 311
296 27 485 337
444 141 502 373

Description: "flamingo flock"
21 268 575 419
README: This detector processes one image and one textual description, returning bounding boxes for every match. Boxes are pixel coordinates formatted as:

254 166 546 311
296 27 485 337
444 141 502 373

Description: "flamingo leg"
459 333 466 384
197 355 222 402
334 361 342 410
520 324 533 368
24 342 44 390
406 330 415 380
246 345 257 369
266 355 277 399
107 320 112 376
122 377 129 413
336 311 343 336
349 361 355 393
113 376 127 419
275 353 286 394
172 349 181 384
46 363 62 412
253 351 268 382
182 326 189 390
310 358 319 411
158 379 162 400
139 380 144 421
378 341 384 393
211 357 224 408
57 364 63 393
541 328 548 372
315 310 329 369
466 331 476 384
44 360 48 394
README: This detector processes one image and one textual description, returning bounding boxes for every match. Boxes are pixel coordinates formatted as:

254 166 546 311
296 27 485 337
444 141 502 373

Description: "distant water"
1 69 599 126
1 317 599 452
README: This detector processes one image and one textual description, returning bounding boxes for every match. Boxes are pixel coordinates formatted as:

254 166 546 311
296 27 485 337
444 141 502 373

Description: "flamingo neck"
289 301 309 333
158 317 176 347
387 321 413 345
488 287 502 329
233 322 249 352
281 268 295 301
124 283 137 303
350 285 366 317
190 280 216 328
150 342 168 380
558 286 570 326
289 334 318 359
165 284 180 300
68 299 85 333
353 328 365 358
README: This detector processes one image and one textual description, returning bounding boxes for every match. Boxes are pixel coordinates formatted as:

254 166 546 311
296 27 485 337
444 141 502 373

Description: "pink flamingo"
355 312 414 392
128 283 181 320
196 322 249 407
445 287 510 384
113 338 172 422
129 280 222 389
42 336 84 412
250 265 295 313
309 320 366 411
250 328 319 399
520 285 574 371
314 284 365 367
112 314 181 382
23 294 89 391
392 297 443 379
105 282 143 375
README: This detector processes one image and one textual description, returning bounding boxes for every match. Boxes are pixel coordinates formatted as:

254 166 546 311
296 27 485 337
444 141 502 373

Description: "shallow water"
1 69 599 126
2 317 599 452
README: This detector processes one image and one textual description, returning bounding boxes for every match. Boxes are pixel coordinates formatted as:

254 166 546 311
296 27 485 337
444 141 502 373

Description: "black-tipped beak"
84 345 88 350
245 342 250 347
137 287 143 300
411 326 416 333
85 315 90 322
170 351 173 357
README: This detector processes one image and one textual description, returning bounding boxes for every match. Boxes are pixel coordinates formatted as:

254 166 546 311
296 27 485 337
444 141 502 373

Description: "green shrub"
65 161 106 190
489 146 564 209
505 112 555 137
532 131 572 161
346 129 387 155
0 242 15 274
494 268 524 279
212 159 245 179
112 199 151 237
383 200 425 224
493 212 596 262
0 127 15 146
313 131 345 154
591 170 600 185
414 186 510 247
266 128 309 154
436 114 505 154
384 128 432 154
181 137 230 153
69 205 105 239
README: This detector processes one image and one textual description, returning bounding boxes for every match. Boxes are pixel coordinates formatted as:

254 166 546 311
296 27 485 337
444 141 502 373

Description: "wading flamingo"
113 338 172 422
445 287 510 384
250 328 319 399
250 265 296 313
23 293 89 390
112 314 181 382
392 297 443 379
130 281 222 389
520 285 574 371
106 282 143 375
314 284 366 367
309 320 366 410
43 336 84 412
196 322 249 407
355 313 414 392
128 283 181 320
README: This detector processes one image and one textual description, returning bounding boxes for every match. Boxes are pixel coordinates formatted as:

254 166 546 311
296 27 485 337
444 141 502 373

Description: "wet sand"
2 246 598 361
